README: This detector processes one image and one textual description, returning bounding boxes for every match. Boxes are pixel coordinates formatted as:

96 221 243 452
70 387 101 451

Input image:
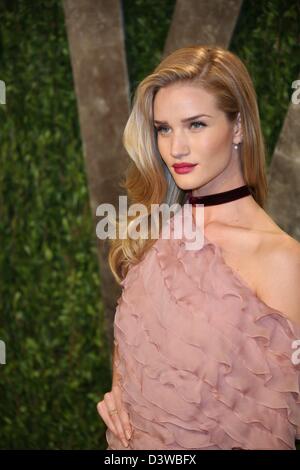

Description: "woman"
97 45 300 450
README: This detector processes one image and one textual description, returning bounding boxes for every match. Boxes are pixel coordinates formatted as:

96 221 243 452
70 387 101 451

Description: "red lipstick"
173 163 197 174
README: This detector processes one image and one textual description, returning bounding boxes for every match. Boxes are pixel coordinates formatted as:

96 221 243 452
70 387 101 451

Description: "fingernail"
123 439 128 447
125 430 131 439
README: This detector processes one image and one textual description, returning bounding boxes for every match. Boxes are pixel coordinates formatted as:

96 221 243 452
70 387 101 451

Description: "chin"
173 182 192 191
173 178 200 191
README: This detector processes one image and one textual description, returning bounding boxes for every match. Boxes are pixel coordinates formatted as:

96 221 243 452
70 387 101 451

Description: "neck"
188 150 259 228
190 183 258 229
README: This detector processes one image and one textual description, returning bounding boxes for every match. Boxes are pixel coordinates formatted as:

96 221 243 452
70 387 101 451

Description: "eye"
154 121 206 135
154 125 169 135
190 120 206 129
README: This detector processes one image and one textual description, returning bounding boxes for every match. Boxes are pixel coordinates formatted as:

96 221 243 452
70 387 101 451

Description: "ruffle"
106 205 300 450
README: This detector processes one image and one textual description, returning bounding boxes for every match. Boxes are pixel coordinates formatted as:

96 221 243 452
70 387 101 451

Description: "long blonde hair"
108 45 268 284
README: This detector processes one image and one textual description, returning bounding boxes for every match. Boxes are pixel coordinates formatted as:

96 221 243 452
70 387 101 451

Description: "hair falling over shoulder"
108 44 269 285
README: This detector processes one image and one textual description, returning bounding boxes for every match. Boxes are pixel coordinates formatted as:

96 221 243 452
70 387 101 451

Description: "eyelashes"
154 121 207 135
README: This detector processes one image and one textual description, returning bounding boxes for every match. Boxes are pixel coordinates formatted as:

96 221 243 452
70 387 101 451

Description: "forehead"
153 83 217 117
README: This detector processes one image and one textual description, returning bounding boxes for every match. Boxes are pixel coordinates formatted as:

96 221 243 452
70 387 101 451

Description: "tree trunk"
63 0 130 357
266 74 300 241
163 0 243 57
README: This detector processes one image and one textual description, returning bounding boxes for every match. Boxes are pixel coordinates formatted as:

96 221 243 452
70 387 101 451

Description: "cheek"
157 138 168 162
195 127 232 158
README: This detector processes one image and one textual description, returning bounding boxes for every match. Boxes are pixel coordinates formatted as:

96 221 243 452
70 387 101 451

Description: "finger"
112 385 132 438
97 400 118 436
118 407 132 440
104 393 128 447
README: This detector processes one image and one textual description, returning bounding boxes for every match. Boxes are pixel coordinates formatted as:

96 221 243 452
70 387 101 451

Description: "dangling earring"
233 144 239 150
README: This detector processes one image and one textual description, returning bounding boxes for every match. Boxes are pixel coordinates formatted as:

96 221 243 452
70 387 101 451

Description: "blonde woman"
97 45 300 450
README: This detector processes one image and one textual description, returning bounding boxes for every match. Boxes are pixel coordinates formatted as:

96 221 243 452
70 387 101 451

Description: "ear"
233 112 243 145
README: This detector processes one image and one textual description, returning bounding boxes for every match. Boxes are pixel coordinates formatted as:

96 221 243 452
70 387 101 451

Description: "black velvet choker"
187 185 252 207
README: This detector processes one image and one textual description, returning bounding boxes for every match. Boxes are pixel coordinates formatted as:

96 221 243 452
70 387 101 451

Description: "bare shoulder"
204 218 300 326
256 231 300 326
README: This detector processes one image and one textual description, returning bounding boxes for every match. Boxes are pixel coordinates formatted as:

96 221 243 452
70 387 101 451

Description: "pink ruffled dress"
106 205 300 450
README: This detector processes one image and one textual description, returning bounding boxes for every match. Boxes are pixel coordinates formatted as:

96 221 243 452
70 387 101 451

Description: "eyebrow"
153 114 212 125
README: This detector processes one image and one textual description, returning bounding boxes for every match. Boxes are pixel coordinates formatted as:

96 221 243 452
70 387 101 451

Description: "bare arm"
97 340 132 447
112 341 122 388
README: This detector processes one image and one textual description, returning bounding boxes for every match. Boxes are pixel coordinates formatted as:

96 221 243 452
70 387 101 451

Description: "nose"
170 130 190 158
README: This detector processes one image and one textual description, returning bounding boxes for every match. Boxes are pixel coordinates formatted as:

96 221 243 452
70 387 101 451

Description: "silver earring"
233 144 239 150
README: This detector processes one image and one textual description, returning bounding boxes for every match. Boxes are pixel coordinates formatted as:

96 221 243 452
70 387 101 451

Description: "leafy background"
0 0 299 449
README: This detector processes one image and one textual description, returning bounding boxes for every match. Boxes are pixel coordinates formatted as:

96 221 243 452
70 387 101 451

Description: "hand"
97 383 132 448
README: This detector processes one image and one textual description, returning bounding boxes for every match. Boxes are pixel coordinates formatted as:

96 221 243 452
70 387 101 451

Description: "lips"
173 163 197 169
173 163 198 174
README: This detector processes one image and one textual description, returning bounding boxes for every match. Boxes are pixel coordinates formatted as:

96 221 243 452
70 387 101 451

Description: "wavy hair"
108 45 268 284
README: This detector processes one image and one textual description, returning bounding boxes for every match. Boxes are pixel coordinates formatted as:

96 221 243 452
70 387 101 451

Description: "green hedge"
0 0 111 449
0 0 299 450
230 0 300 164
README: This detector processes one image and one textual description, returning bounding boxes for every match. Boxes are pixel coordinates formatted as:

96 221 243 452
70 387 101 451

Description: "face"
153 82 241 191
